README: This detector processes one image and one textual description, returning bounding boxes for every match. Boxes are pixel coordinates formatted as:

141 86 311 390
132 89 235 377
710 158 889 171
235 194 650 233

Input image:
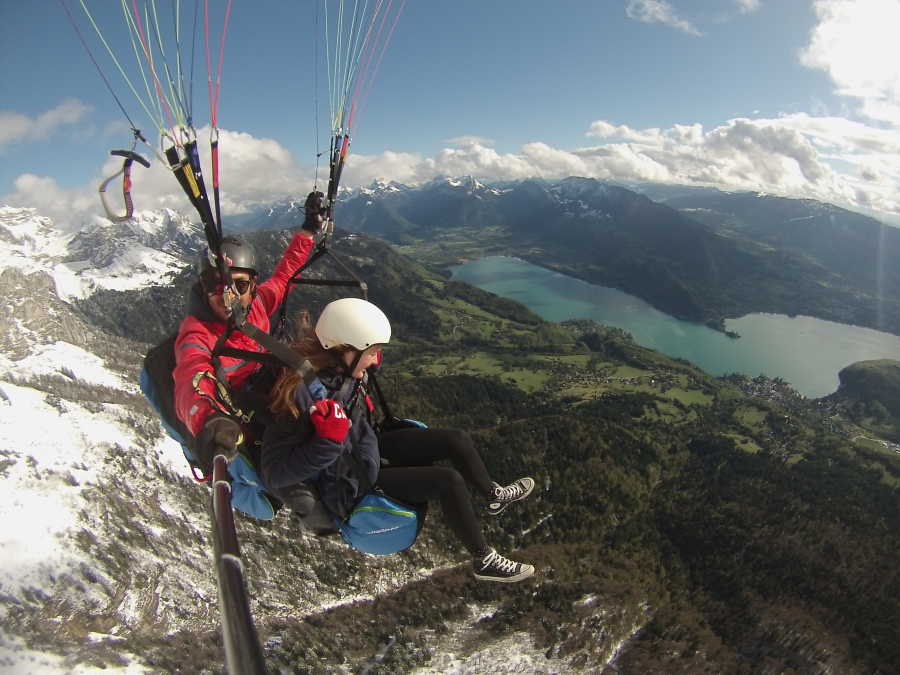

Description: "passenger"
262 298 536 582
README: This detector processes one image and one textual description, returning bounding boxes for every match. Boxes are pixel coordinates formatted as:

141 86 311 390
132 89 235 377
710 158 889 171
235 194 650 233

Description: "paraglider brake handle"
110 149 151 168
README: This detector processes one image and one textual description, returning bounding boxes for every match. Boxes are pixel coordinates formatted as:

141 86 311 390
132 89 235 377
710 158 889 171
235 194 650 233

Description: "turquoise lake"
450 256 900 398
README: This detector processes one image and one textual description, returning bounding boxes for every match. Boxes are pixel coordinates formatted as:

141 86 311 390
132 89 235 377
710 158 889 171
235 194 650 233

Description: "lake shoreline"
451 256 900 399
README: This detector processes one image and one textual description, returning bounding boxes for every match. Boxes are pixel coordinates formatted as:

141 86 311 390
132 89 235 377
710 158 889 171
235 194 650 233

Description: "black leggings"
377 428 495 556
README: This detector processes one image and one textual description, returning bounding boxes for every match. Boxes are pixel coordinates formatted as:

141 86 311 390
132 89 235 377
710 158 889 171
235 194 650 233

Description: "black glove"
194 414 243 473
301 215 324 234
301 191 327 233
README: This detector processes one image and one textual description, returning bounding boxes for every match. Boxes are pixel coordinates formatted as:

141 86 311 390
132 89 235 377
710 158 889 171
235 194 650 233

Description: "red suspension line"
205 0 233 130
351 0 405 133
129 0 180 143
350 0 391 106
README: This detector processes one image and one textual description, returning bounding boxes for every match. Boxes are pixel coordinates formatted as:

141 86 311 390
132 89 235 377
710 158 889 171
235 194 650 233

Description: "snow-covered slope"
0 216 476 672
0 205 202 303
0 193 655 673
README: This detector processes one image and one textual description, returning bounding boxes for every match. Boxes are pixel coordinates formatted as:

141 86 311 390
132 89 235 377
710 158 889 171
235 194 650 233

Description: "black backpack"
140 334 193 455
139 334 281 519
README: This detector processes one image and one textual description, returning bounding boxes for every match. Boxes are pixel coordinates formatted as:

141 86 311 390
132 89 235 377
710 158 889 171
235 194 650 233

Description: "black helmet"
199 236 258 278
305 190 327 217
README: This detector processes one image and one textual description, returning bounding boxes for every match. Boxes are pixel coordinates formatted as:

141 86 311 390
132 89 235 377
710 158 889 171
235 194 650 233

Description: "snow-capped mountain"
0 205 202 303
0 208 217 670
358 178 409 197
420 175 505 198
0 209 618 673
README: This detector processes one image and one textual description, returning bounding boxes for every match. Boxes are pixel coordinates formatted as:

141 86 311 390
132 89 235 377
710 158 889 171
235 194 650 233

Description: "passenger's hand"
309 399 351 443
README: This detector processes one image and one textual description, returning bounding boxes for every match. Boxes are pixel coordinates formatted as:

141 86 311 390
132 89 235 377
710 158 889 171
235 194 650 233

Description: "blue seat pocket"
339 491 419 555
227 454 276 521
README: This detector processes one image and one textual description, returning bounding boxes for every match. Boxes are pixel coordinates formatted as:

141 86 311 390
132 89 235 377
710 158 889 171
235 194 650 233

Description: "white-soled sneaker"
473 548 535 583
487 477 535 516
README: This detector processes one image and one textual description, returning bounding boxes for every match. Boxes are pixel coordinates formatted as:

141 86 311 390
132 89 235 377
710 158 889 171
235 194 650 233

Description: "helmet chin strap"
347 349 363 378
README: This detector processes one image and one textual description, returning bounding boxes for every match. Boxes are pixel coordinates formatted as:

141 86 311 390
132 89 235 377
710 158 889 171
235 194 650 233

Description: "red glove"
309 399 351 443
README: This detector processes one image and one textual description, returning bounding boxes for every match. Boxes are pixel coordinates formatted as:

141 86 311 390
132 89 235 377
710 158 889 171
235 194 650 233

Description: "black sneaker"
473 548 535 583
487 477 535 516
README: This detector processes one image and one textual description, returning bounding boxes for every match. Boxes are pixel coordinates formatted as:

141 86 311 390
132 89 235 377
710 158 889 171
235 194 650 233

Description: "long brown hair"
269 310 355 419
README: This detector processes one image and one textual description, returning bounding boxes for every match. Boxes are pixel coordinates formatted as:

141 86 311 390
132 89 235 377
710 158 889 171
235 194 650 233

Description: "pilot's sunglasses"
209 278 253 296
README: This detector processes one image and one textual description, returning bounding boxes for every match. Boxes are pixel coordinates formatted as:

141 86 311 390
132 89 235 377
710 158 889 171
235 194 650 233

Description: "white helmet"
315 298 391 350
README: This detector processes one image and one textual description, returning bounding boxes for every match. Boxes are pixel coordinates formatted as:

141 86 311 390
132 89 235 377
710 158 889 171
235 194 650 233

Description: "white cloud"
341 145 541 187
2 127 314 230
341 150 430 187
0 99 92 152
625 0 702 36
445 135 495 148
433 144 537 180
582 115 899 215
735 0 761 13
0 113 30 148
5 115 898 230
3 174 99 229
587 120 664 143
800 0 900 125
336 114 900 222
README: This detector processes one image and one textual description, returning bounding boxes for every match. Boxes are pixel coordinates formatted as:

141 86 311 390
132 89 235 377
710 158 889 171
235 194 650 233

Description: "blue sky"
2 0 899 228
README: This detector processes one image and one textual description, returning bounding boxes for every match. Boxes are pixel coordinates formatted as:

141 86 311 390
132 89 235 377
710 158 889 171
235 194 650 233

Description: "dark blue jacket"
260 371 379 521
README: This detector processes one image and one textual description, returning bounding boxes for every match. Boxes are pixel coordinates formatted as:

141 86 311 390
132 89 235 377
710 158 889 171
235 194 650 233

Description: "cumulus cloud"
1 127 314 230
588 120 664 144
800 0 900 125
92 127 313 218
445 135 495 148
6 115 898 230
582 115 898 215
337 114 899 221
0 99 92 152
4 174 100 229
339 150 428 187
735 0 761 13
625 0 702 36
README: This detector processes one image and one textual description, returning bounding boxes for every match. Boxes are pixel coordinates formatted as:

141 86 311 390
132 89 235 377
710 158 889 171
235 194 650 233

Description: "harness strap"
231 318 310 373
191 370 252 424
215 346 288 369
165 145 218 237
367 370 395 422
274 241 368 340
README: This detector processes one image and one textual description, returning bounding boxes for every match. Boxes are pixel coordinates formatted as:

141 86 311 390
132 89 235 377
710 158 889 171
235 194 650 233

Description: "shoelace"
495 480 525 501
482 549 519 574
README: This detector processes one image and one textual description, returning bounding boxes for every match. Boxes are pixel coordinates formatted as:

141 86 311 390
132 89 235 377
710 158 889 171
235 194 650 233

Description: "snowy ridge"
0 205 201 303
425 175 503 197
0 327 470 671
358 178 409 196
51 242 186 303
0 339 193 673
0 206 72 274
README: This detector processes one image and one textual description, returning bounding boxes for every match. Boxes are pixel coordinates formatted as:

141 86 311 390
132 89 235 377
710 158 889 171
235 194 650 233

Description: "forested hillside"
68 228 900 672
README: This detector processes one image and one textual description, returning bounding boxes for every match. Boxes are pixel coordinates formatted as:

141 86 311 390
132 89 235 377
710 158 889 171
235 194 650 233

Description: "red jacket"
174 232 315 436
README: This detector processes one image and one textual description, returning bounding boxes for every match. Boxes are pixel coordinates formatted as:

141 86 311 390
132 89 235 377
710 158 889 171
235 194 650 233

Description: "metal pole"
210 454 268 675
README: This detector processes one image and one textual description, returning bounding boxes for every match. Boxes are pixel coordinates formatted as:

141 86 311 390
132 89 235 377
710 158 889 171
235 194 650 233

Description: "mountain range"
0 186 898 673
242 176 900 337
